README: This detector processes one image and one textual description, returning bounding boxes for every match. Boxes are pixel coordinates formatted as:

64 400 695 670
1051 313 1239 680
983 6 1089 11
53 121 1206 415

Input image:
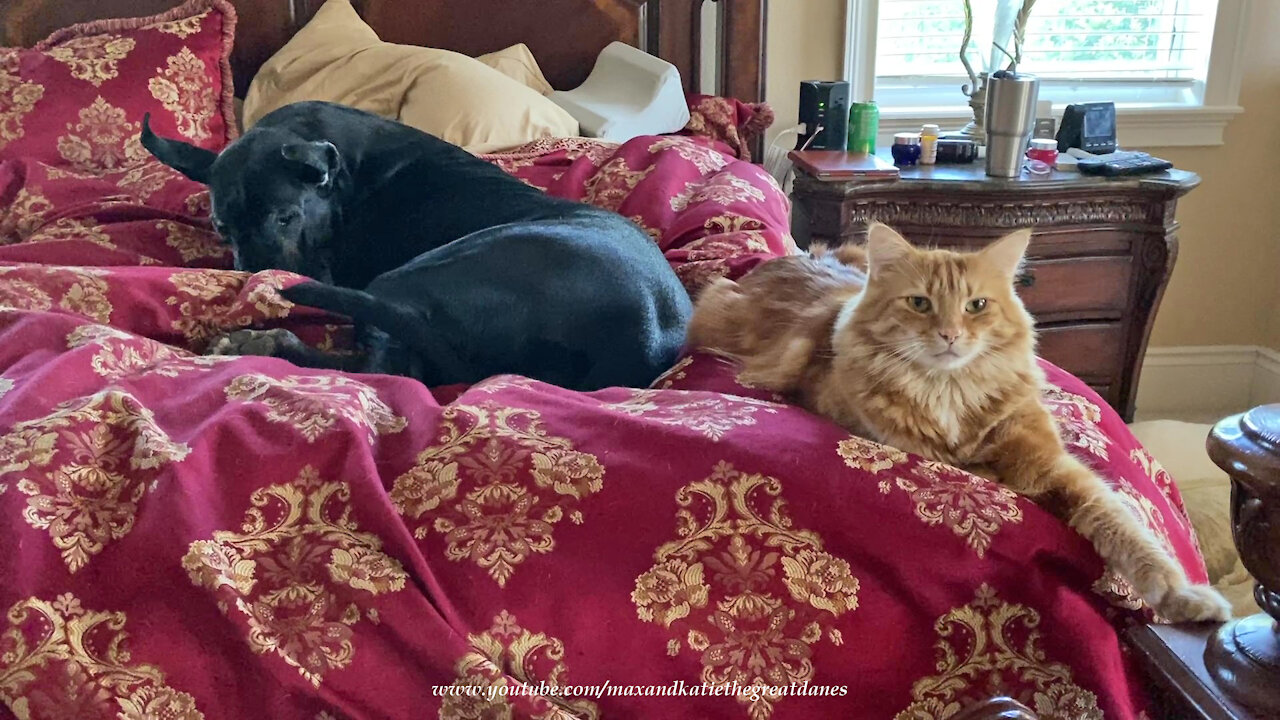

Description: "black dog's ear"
281 140 339 187
139 113 217 184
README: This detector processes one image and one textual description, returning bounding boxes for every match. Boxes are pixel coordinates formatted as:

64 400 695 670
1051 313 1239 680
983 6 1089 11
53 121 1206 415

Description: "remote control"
1076 151 1173 177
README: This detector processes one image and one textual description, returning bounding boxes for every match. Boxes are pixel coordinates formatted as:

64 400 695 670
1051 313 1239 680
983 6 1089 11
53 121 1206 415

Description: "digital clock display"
1084 107 1115 137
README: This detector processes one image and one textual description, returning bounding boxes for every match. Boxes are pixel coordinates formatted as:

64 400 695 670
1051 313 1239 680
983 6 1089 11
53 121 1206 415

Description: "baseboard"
1252 346 1280 406
1137 345 1280 419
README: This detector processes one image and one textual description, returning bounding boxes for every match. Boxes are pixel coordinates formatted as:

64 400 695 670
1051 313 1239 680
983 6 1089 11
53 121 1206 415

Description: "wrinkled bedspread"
0 135 1205 720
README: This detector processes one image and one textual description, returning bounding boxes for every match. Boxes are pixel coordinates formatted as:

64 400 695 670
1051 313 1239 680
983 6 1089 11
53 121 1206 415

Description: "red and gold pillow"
1 0 237 162
679 94 774 162
0 0 237 267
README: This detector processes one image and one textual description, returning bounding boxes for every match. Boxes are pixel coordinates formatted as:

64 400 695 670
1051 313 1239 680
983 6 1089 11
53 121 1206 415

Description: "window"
845 0 1248 145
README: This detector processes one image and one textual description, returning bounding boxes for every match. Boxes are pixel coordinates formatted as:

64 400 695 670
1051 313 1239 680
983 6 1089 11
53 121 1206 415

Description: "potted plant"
958 0 1037 144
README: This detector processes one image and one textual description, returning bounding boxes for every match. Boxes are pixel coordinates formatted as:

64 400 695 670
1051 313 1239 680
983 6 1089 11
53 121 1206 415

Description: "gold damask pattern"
0 594 203 719
1129 447 1191 530
439 610 600 720
1043 388 1109 461
224 374 407 445
149 47 214 141
583 158 653 213
56 96 148 174
703 214 771 246
647 137 731 173
838 437 1023 558
675 258 733 296
0 186 52 242
0 49 45 149
27 217 116 253
1091 569 1157 619
116 161 178 202
45 35 136 87
150 11 208 38
158 220 229 263
895 584 1101 720
680 231 771 263
166 270 292 343
184 190 212 217
183 466 407 686
0 265 112 324
1113 476 1177 555
471 375 537 395
391 402 605 587
651 355 694 389
67 324 231 381
485 136 615 169
670 174 766 212
633 461 858 720
0 389 191 571
626 214 662 244
603 388 779 441
0 272 52 312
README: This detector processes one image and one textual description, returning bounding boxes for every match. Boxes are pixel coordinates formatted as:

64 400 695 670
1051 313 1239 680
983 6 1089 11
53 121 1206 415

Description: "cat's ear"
866 223 913 275
980 229 1032 278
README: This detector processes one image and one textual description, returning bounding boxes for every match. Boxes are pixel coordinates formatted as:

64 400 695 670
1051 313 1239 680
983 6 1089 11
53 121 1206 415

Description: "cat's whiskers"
859 343 927 395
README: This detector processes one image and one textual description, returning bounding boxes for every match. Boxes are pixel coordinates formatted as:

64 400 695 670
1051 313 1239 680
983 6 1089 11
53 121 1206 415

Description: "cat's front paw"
1157 584 1233 623
206 328 306 358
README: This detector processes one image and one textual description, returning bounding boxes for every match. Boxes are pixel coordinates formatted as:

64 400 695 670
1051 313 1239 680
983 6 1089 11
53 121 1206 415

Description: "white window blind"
873 0 1220 108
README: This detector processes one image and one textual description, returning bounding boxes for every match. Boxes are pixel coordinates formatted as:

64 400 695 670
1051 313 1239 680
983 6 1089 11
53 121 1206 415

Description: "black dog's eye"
276 214 296 228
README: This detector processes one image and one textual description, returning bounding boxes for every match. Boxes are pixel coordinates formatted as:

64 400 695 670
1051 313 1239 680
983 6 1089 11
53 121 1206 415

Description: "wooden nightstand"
1125 623 1264 719
789 161 1199 422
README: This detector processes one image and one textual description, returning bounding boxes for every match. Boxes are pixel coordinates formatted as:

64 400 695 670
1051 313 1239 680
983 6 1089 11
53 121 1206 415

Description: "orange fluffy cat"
688 223 1230 622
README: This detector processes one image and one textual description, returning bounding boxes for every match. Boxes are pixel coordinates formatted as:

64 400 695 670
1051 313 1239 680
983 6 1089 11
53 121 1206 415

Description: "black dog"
141 101 691 390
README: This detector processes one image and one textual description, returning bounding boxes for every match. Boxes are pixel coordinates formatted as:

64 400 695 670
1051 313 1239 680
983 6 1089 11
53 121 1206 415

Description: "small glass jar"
1026 138 1059 166
935 138 978 164
891 133 922 166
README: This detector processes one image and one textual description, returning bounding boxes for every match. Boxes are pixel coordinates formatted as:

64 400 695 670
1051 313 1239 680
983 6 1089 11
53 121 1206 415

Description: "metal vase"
983 73 1039 178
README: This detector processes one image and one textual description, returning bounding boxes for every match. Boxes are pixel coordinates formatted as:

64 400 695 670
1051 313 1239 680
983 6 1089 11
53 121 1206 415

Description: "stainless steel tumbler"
984 72 1040 178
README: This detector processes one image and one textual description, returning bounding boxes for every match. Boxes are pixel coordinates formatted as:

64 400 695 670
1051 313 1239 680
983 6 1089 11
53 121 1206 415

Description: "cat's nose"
938 330 961 345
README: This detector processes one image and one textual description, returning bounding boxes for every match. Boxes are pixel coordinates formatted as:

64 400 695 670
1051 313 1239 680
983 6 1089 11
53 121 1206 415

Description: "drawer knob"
1015 271 1036 288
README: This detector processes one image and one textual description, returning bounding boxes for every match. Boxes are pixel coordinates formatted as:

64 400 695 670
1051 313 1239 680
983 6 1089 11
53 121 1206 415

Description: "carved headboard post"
717 0 767 159
663 0 767 157
716 0 767 104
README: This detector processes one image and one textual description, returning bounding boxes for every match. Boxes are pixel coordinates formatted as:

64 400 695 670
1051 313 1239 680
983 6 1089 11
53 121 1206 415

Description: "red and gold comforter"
0 133 1204 720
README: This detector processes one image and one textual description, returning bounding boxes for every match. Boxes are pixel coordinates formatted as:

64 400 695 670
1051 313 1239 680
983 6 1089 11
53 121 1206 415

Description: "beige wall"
765 1 1280 350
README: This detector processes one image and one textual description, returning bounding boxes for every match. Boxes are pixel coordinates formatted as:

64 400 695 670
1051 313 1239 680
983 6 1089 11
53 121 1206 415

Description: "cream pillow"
476 44 555 95
243 0 577 153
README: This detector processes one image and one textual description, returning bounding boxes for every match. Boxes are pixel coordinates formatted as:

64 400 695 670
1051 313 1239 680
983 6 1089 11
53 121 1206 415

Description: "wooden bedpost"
1205 403 1280 714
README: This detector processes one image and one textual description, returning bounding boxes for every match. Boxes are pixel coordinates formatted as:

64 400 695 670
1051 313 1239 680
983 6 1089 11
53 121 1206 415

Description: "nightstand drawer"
1037 322 1125 384
1017 257 1132 322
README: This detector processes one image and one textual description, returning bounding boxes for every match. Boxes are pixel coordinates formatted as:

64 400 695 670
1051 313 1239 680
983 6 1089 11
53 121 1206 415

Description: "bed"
0 1 1212 718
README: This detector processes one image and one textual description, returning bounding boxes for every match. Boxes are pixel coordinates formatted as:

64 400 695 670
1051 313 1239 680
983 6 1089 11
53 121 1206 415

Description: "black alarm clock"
1056 102 1117 154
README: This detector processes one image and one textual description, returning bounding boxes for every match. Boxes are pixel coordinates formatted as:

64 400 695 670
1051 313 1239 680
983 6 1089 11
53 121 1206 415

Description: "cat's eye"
276 213 297 228
965 298 988 314
907 296 932 313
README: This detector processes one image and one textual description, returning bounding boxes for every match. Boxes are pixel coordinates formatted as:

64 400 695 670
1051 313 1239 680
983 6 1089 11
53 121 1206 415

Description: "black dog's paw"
206 328 307 358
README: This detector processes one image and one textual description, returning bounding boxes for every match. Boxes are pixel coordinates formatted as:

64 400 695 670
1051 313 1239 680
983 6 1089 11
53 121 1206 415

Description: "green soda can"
848 101 879 154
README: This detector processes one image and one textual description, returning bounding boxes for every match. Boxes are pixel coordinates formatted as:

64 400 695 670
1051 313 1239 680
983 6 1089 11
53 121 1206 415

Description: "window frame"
844 0 1250 147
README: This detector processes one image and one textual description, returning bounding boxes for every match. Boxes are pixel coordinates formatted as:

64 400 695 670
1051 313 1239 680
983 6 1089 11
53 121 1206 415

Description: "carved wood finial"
1204 404 1280 714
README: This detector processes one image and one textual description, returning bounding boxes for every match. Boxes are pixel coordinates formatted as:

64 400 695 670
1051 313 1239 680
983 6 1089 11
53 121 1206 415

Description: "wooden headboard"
1 0 766 103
